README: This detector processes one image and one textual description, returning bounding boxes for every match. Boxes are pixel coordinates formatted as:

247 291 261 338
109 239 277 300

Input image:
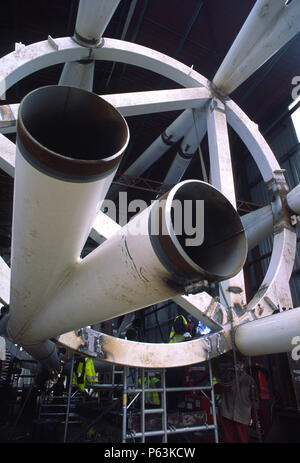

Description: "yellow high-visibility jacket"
138 376 161 405
149 376 160 406
169 315 188 343
73 357 97 391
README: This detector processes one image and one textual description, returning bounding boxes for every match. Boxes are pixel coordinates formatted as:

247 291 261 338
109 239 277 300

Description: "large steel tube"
22 180 247 343
59 60 95 91
74 0 121 46
163 115 207 185
241 204 273 251
234 308 300 356
241 183 300 251
7 85 129 349
122 109 201 178
286 183 300 215
212 0 300 95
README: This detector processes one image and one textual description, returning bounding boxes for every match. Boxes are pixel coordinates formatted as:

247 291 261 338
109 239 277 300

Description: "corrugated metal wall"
245 116 300 307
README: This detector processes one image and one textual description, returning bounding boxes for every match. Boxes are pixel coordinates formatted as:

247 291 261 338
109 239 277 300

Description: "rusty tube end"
17 85 129 182
149 180 248 282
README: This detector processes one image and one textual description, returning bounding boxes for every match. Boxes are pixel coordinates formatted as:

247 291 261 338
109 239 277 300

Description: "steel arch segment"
225 98 297 322
92 38 209 88
0 38 89 97
0 37 208 97
225 99 282 182
56 327 232 368
246 228 297 318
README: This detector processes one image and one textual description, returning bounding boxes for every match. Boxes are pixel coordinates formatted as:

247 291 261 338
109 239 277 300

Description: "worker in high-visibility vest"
138 376 151 404
138 374 161 406
169 315 193 343
148 375 161 406
73 356 97 393
167 314 195 411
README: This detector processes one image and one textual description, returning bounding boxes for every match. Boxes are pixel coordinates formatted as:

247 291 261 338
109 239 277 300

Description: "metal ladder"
122 360 218 443
36 356 82 443
122 366 168 443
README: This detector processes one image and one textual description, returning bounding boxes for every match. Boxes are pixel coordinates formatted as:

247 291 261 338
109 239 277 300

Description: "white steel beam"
0 37 209 102
0 88 210 134
206 99 236 206
206 98 247 318
0 134 15 176
225 98 282 182
102 87 210 117
213 0 300 95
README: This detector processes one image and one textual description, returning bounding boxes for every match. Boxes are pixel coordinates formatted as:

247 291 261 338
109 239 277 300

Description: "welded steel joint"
202 331 228 360
76 327 106 359
208 80 231 103
267 172 295 234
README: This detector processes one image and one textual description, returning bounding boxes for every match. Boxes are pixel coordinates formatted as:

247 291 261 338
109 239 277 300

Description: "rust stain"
257 304 264 316
0 105 14 123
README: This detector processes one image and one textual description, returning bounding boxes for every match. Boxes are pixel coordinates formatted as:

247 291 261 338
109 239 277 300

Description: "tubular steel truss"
0 0 299 370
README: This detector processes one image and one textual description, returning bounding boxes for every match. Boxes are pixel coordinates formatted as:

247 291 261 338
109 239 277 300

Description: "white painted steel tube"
59 60 95 91
241 204 273 251
163 113 207 185
241 182 300 251
124 109 200 178
163 149 195 185
286 183 300 215
108 108 197 199
22 180 247 343
235 308 300 356
74 0 121 46
59 0 120 92
7 85 129 350
213 0 300 95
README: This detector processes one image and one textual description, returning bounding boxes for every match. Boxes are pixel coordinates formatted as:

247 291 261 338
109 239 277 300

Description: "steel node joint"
72 33 105 49
208 81 230 103
267 175 294 232
166 276 217 296
161 131 177 146
76 327 106 359
202 331 228 360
